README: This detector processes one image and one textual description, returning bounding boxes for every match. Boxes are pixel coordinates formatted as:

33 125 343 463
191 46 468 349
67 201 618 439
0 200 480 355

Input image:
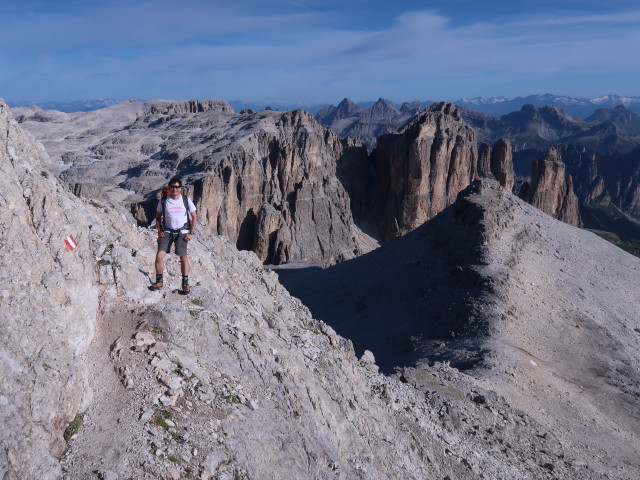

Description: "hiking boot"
150 281 164 291
180 281 190 295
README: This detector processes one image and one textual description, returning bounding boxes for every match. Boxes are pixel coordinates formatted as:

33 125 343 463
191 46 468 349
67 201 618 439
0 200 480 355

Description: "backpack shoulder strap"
182 194 192 230
161 195 168 230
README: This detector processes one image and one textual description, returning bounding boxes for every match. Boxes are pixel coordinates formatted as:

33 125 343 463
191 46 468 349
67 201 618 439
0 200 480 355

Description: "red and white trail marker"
64 234 77 252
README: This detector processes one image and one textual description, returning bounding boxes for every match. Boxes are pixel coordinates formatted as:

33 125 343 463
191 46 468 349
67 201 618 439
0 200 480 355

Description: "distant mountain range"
454 94 640 118
6 98 123 113
8 94 640 118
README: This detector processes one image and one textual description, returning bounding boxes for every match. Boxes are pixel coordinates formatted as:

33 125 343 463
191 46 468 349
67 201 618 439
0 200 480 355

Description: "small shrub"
64 414 83 441
189 310 200 317
273 371 283 382
277 306 283 312
191 298 204 307
97 259 111 266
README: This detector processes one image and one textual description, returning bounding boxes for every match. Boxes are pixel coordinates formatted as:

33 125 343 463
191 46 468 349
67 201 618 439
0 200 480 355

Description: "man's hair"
168 177 182 187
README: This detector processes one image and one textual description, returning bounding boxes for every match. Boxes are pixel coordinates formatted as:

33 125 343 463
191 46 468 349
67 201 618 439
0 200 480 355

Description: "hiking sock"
182 276 189 285
156 274 163 283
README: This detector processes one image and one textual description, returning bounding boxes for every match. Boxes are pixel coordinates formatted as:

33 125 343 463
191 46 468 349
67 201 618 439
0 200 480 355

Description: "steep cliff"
373 102 478 241
191 109 373 265
519 147 582 226
14 101 375 266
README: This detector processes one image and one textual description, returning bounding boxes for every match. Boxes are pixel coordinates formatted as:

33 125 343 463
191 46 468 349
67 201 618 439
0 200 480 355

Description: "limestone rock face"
489 138 515 191
477 139 515 192
190 109 372 265
142 99 234 115
374 102 478 241
477 142 492 178
519 147 582 226
0 99 100 479
14 101 374 265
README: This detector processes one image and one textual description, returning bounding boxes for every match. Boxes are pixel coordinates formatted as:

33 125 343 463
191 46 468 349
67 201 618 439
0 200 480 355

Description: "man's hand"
158 231 166 238
185 233 193 242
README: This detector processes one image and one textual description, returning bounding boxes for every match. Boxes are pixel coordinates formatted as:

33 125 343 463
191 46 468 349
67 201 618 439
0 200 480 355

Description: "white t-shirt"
157 195 197 230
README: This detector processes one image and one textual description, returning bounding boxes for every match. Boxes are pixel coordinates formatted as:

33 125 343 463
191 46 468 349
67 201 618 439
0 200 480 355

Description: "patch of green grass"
150 410 173 430
191 298 204 307
63 414 83 441
189 310 200 317
168 455 180 464
223 394 240 404
97 259 111 266
277 306 283 312
153 325 163 334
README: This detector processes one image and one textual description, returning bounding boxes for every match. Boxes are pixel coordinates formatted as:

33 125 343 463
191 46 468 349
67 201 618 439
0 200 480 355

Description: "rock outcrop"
189 109 374 265
477 139 515 192
519 147 582 226
0 99 100 479
489 138 515 191
477 142 492 178
143 99 234 115
373 102 478 241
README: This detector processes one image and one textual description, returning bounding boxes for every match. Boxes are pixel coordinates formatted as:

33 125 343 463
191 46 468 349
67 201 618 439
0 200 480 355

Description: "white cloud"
2 2 640 101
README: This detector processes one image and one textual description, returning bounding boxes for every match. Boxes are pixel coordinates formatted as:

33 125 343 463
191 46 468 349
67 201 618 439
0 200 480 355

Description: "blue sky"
2 0 640 104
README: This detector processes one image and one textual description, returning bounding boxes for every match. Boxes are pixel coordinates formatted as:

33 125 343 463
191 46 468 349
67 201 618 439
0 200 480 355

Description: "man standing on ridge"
151 178 197 294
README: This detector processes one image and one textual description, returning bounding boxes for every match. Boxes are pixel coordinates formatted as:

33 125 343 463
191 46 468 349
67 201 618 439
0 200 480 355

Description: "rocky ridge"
278 179 640 480
0 99 609 479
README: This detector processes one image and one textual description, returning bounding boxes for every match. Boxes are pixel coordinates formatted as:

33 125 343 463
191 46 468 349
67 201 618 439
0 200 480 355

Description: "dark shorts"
157 233 189 256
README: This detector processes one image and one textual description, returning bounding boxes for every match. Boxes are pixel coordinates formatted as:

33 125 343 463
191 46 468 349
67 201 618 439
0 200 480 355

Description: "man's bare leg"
155 250 166 275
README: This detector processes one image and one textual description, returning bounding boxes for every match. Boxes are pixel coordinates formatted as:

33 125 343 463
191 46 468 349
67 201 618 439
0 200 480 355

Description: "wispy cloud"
2 1 640 102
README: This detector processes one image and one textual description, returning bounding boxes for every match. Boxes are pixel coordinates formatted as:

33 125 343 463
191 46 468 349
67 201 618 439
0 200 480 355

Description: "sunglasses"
169 185 182 189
